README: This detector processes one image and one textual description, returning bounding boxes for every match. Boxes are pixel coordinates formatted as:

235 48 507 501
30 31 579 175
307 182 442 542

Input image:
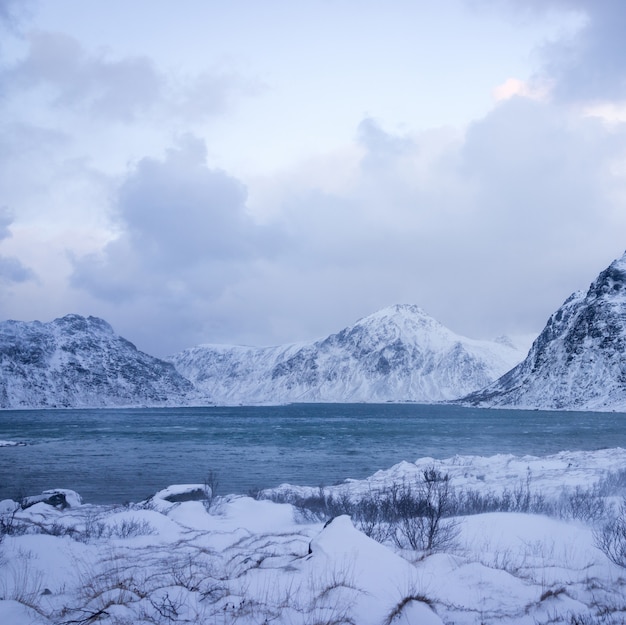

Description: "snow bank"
2 449 626 624
266 447 626 501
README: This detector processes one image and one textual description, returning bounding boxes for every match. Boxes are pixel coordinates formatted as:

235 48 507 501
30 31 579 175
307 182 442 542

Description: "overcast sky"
1 0 626 356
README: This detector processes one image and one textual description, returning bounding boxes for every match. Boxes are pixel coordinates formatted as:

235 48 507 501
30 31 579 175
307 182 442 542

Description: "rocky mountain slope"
170 304 527 404
0 314 194 408
464 252 626 411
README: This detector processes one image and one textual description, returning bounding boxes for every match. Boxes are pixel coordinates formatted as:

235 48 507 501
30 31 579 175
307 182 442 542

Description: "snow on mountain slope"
170 304 527 404
464 251 626 411
0 314 194 408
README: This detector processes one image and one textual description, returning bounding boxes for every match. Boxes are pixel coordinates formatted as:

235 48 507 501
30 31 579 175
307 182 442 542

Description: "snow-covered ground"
2 449 626 624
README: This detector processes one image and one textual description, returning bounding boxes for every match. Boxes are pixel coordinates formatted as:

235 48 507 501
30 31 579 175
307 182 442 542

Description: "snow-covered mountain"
0 314 194 408
464 252 626 411
169 304 527 404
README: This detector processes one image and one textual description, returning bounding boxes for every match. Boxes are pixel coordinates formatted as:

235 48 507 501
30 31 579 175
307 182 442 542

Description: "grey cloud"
174 70 266 122
71 135 279 306
0 0 32 31
440 97 626 333
69 107 626 352
474 0 626 103
543 0 626 102
3 31 262 123
0 206 35 284
66 101 626 352
0 255 35 283
462 98 626 250
6 31 161 122
357 117 414 171
0 205 13 239
117 136 252 266
261 104 626 344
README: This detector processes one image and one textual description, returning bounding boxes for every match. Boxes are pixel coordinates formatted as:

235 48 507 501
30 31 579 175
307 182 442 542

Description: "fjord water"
1 403 625 504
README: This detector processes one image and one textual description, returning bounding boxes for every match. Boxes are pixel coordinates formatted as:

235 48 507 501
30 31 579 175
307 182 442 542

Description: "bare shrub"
73 514 155 543
384 592 435 625
107 518 155 540
594 501 626 568
560 485 608 523
0 549 44 612
203 470 219 512
351 493 393 543
596 468 626 497
0 506 28 539
272 487 355 523
267 470 460 554
392 468 460 554
453 480 556 518
539 586 567 602
570 613 626 625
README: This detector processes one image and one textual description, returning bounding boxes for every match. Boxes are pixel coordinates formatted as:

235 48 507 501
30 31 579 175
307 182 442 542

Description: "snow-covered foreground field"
3 449 626 624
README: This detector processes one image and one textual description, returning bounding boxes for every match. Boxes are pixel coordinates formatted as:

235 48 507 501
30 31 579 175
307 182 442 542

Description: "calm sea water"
1 403 625 504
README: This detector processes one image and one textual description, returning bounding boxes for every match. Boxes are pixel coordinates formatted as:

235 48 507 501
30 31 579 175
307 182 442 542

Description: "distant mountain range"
3 251 626 411
170 304 526 404
0 314 193 408
464 251 626 411
0 305 525 409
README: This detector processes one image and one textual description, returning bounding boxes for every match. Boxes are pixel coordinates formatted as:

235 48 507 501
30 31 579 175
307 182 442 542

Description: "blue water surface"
1 403 625 503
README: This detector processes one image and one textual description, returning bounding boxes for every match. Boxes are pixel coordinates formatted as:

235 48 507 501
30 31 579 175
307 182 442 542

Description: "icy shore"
2 449 626 624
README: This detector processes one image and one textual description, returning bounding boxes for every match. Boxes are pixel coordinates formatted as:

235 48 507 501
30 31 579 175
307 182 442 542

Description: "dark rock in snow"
22 489 82 509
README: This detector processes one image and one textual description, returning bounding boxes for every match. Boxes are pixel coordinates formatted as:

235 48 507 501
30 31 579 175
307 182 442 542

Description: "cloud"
443 97 626 329
2 30 262 123
70 135 283 349
4 31 162 122
540 0 626 103
173 70 265 122
0 23 263 353
243 102 626 345
492 78 548 102
0 206 35 284
42 101 626 354
0 0 32 31
0 205 12 239
0 255 35 283
357 117 414 170
5 1 625 355
475 0 626 104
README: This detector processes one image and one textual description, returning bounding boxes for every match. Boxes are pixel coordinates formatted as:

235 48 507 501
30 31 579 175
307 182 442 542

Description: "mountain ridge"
170 304 527 404
463 251 626 411
0 314 194 408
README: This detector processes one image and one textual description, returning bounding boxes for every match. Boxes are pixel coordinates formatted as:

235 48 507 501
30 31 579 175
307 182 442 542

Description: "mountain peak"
53 314 114 334
355 304 443 330
587 252 626 302
464 250 626 411
172 304 526 404
362 304 432 320
0 314 193 408
613 250 626 270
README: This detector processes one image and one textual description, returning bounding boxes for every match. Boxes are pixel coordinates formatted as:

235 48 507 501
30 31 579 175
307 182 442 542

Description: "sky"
1 0 626 357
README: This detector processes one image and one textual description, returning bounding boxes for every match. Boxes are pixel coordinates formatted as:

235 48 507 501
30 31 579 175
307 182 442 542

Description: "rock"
153 484 211 503
22 488 82 509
